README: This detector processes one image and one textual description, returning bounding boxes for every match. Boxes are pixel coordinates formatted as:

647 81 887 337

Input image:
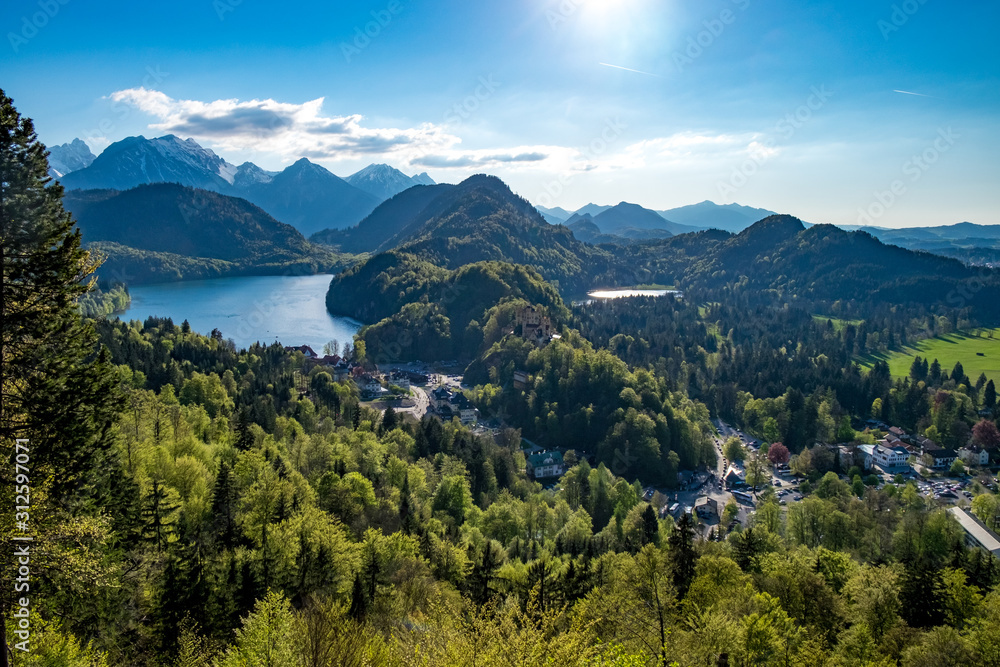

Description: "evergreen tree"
211 461 238 550
142 478 179 553
899 560 945 628
667 512 697 597
155 545 208 655
929 359 942 385
380 405 399 434
951 361 966 385
399 473 416 534
1 91 122 664
348 572 368 622
985 380 996 409
1 89 121 485
234 407 255 450
730 526 767 573
469 540 505 605
641 503 660 546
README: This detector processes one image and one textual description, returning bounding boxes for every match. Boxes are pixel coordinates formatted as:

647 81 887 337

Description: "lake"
586 288 682 299
119 275 362 352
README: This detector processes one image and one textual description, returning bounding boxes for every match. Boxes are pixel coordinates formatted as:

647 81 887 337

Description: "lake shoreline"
117 274 361 353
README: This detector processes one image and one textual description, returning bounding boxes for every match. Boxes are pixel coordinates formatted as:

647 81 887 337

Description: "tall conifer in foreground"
1 89 121 665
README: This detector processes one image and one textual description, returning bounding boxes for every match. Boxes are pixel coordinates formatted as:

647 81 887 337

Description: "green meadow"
812 314 864 333
865 329 1000 385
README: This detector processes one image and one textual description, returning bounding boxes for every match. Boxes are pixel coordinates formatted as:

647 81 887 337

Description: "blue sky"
3 0 998 227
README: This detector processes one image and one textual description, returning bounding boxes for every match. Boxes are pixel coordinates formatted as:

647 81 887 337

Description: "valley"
5 5 1000 656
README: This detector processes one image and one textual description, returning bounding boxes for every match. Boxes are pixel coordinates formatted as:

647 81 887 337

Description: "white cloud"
106 90 792 186
621 131 767 167
109 88 572 171
110 87 457 161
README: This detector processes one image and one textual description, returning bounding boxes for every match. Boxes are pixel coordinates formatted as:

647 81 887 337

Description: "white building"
873 443 908 469
959 446 990 467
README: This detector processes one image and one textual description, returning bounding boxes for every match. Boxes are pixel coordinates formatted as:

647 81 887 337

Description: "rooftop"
527 450 564 468
949 507 1000 557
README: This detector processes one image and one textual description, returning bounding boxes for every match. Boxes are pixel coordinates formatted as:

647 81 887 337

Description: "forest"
4 90 1000 667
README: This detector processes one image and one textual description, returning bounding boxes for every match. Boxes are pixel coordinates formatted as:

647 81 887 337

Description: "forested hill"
621 215 1000 320
326 252 569 361
321 178 999 322
309 182 455 252
63 183 344 283
316 174 625 294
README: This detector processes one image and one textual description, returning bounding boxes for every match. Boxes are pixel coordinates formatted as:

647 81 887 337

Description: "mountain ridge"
345 163 436 200
62 182 341 283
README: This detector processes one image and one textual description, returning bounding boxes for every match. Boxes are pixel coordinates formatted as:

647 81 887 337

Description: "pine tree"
951 361 966 385
211 460 238 550
399 473 416 534
641 503 660 546
348 572 368 622
380 405 398 434
929 359 942 385
1 91 122 665
234 407 255 450
985 380 996 409
143 478 179 553
668 512 698 596
1 89 120 479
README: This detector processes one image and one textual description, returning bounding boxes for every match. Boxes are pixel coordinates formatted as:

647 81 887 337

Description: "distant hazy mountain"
232 161 277 188
535 204 573 224
618 214 997 313
859 222 1000 244
242 158 381 236
62 183 338 283
574 203 613 218
57 135 398 234
47 138 95 179
657 200 777 233
593 202 693 236
849 222 1000 264
64 183 317 260
567 216 674 245
61 135 237 192
311 183 454 253
566 216 602 242
346 163 436 200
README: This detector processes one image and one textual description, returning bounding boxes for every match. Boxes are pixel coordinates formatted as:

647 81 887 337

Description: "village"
286 303 1000 564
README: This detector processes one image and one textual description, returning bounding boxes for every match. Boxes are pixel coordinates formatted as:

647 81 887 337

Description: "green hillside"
63 183 346 283
869 329 1000 384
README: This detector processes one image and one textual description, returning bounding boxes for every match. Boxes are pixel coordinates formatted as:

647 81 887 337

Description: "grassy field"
813 314 864 332
864 329 1000 385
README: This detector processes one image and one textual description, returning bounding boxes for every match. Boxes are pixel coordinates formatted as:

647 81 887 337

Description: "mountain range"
62 183 341 283
311 170 998 321
314 174 616 293
540 199 778 239
566 216 674 245
47 138 96 179
54 135 434 234
345 163 434 200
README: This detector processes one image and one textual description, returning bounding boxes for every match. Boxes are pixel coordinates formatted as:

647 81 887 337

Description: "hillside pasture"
868 329 1000 385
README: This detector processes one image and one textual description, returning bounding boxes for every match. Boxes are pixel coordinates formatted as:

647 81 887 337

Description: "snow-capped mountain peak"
346 163 433 200
46 138 96 179
60 134 239 191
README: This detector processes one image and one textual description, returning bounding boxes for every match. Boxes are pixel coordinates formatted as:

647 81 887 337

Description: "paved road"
397 385 430 419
